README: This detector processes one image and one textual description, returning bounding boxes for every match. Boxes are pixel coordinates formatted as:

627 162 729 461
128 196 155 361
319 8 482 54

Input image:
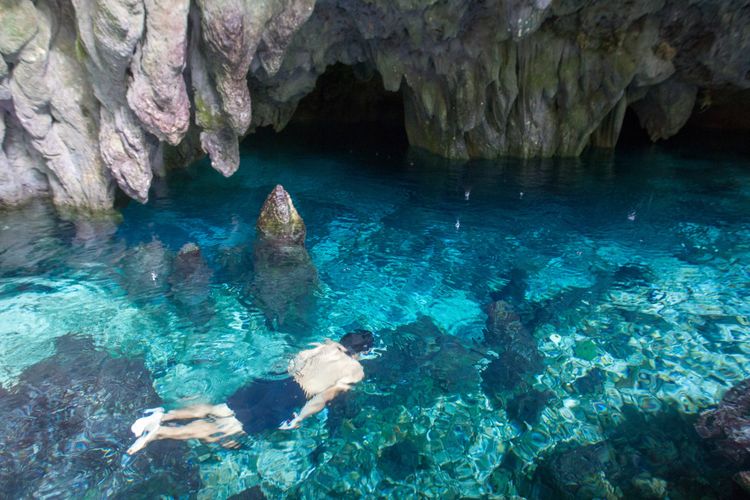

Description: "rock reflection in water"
0 201 69 276
251 185 317 331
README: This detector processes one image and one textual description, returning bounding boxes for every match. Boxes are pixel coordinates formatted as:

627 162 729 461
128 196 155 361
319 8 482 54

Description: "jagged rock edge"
1 0 749 210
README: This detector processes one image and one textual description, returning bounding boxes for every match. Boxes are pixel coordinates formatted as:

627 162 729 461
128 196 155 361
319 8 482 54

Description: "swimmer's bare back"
126 338 367 454
281 340 365 429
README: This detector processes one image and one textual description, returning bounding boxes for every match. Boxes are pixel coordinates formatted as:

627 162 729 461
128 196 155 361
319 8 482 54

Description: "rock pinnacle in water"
256 185 306 245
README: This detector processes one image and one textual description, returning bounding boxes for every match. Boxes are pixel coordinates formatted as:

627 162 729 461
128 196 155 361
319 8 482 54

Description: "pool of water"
1 129 749 498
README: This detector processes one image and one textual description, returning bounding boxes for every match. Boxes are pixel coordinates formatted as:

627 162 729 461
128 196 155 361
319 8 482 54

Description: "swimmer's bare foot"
128 408 164 455
131 407 164 437
127 424 159 455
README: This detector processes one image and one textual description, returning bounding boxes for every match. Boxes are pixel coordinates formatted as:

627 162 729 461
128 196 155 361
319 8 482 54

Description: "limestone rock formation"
252 184 317 330
127 0 191 146
170 242 213 303
256 184 306 244
2 0 750 210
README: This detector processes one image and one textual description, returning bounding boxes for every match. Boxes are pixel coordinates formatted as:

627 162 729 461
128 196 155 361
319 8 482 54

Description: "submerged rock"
481 299 542 398
362 317 482 406
0 334 199 497
377 438 429 481
695 378 750 466
229 485 267 500
571 367 607 395
171 243 212 297
536 443 621 499
484 300 526 347
325 317 483 437
252 185 317 330
506 389 553 427
631 473 668 499
253 241 317 330
490 267 529 307
120 238 173 301
169 242 215 323
529 407 740 499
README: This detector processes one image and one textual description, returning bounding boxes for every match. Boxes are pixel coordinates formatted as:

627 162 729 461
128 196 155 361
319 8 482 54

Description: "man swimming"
127 330 374 454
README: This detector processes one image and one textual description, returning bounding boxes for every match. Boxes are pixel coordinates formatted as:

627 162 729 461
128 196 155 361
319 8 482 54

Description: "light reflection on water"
1 135 749 498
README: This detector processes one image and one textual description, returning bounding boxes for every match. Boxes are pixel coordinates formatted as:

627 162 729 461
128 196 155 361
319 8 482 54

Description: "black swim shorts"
226 378 307 434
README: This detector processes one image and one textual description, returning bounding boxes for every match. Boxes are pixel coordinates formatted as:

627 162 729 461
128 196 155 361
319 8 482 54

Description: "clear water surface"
1 129 749 498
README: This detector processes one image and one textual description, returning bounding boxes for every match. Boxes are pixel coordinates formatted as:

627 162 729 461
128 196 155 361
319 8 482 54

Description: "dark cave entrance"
255 63 408 154
615 106 653 149
617 88 750 155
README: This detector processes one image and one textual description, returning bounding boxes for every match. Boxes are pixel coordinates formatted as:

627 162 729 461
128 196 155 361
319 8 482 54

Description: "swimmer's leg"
127 409 241 455
128 416 244 454
161 403 234 422
155 417 244 443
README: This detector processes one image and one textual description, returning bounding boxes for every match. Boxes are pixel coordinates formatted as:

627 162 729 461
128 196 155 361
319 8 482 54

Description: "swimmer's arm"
279 382 350 430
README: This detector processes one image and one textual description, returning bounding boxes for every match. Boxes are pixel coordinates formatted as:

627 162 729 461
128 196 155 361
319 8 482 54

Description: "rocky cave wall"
1 0 749 211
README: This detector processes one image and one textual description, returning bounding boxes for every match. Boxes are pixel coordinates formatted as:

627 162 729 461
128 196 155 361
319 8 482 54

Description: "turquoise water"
1 130 750 498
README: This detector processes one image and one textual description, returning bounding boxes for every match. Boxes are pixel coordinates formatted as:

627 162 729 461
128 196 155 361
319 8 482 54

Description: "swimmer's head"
340 330 374 356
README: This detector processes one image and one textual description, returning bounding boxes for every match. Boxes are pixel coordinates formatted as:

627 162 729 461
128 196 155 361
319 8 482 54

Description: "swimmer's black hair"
340 330 374 355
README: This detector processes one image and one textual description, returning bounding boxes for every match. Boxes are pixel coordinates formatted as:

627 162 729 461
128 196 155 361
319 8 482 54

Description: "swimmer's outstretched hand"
279 412 300 430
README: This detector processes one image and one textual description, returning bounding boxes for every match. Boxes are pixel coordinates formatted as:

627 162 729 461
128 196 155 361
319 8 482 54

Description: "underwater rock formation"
326 317 482 435
695 378 750 490
120 238 173 301
362 317 482 408
0 334 199 497
252 185 317 329
533 442 622 499
229 485 267 500
529 407 739 499
169 242 215 323
481 299 542 398
2 0 750 210
170 242 213 303
505 389 552 427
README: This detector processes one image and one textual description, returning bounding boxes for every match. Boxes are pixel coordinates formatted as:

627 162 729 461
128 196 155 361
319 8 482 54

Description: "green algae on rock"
256 184 307 246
